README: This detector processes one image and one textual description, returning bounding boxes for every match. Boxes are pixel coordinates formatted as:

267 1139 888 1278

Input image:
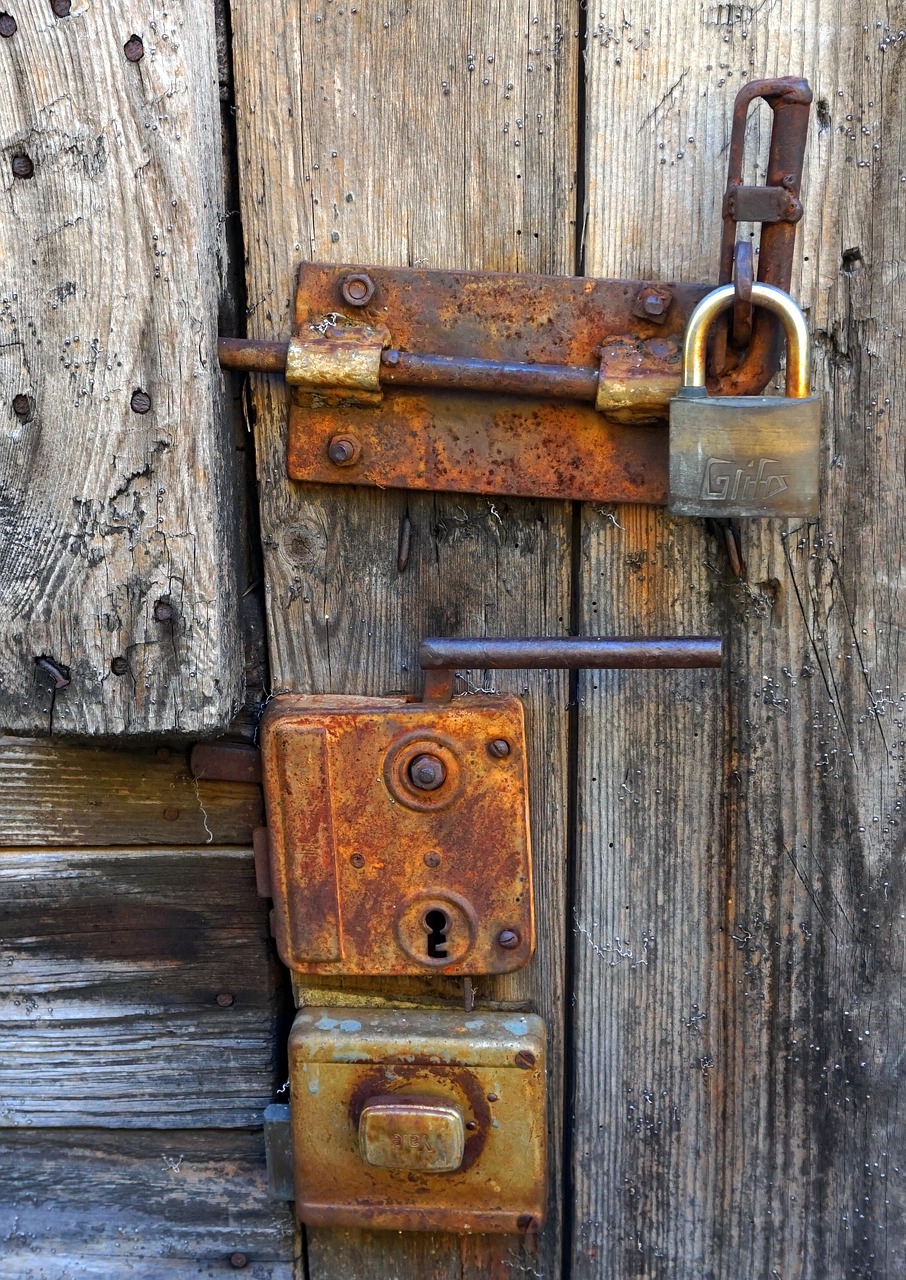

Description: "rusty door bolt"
130 388 152 414
423 850 441 868
350 852 366 868
12 394 31 419
488 738 511 758
110 655 129 675
632 284 673 323
326 434 361 466
0 13 17 36
153 599 173 622
12 155 34 179
123 34 144 61
497 929 520 949
340 273 375 306
409 754 446 791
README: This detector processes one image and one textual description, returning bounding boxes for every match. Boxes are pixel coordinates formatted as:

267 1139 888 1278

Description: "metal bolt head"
633 284 673 324
423 850 441 868
488 738 511 758
409 754 447 791
340 272 375 306
326 433 361 467
350 852 366 869
497 928 520 949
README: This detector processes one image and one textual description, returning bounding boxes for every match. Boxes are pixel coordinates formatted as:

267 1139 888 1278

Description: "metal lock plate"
259 694 533 976
288 1006 547 1233
669 391 822 517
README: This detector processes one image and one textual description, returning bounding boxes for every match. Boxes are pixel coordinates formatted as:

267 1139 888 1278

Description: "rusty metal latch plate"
259 693 533 977
285 263 706 505
288 1006 547 1233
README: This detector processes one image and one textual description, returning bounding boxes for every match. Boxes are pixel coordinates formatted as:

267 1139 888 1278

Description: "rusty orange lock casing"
258 693 534 977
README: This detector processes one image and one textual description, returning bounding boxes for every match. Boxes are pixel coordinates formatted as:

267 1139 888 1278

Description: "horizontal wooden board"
0 737 261 846
0 849 283 1126
0 1127 295 1279
0 0 243 736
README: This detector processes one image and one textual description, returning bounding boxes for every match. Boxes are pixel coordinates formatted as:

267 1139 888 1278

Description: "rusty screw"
633 284 673 323
340 272 375 307
350 852 366 869
130 388 152 414
123 34 144 62
50 0 71 16
409 754 446 791
12 155 34 180
497 928 520 950
0 13 17 37
154 599 173 622
514 1049 536 1070
423 850 441 868
110 655 129 676
488 738 511 758
12 394 31 419
326 433 361 467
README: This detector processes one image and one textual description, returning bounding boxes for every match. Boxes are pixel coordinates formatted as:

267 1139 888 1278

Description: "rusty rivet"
163 806 180 821
153 599 173 622
229 1255 248 1270
423 850 441 868
216 992 235 1007
350 852 366 869
326 433 361 466
130 388 151 414
340 272 375 306
465 1119 478 1130
0 13 17 37
488 738 511 758
110 655 128 675
12 394 31 419
497 928 520 949
123 33 144 61
487 1092 499 1102
50 0 70 16
12 155 34 179
409 754 446 791
514 1049 536 1070
517 1214 538 1232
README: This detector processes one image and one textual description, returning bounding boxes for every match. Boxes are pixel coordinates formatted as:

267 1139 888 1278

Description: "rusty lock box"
286 1006 548 1233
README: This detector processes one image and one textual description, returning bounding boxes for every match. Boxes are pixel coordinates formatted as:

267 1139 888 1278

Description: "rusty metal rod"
219 336 289 375
419 636 722 701
379 351 600 401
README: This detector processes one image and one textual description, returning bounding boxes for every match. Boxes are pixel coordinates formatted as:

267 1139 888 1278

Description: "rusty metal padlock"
256 635 721 979
669 282 821 517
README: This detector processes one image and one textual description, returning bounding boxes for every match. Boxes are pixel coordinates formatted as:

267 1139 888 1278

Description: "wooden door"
2 1 904 1276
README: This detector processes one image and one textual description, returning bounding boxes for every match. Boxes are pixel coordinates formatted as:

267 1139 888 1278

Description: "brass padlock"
669 282 821 517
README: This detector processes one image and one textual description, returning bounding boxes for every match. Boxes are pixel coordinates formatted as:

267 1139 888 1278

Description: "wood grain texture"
229 1 578 1274
574 4 906 1276
0 1127 296 1278
0 0 243 737
0 848 283 1126
0 736 261 845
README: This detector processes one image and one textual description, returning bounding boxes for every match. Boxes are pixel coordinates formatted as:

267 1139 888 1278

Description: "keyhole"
424 908 449 959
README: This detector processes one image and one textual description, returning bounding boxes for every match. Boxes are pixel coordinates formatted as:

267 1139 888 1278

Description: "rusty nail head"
497 929 520 950
51 0 71 15
350 852 366 869
229 1255 248 1270
35 656 70 689
326 433 361 466
216 992 235 1007
130 388 152 414
488 738 511 758
163 806 180 821
123 34 144 61
12 155 34 179
423 850 441 868
0 13 17 36
153 599 173 622
487 1092 499 1102
110 655 128 675
409 754 446 791
340 273 375 306
12 394 31 418
514 1049 536 1069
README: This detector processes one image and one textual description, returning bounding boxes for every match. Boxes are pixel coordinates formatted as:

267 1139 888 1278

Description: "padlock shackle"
419 636 722 702
683 282 811 398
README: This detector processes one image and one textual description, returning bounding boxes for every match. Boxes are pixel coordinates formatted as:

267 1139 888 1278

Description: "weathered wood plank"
229 1 578 1275
0 737 261 845
0 1127 296 1278
574 4 906 1276
0 849 283 1126
0 0 243 736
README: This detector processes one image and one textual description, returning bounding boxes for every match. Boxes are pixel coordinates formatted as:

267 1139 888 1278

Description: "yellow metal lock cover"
288 1006 548 1233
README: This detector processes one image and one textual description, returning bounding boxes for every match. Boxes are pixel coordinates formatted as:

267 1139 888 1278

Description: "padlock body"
669 392 821 517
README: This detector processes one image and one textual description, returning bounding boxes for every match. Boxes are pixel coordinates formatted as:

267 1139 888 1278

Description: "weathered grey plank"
0 0 243 736
574 5 906 1277
0 1127 296 1279
229 1 578 1275
0 736 261 845
0 848 282 1126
